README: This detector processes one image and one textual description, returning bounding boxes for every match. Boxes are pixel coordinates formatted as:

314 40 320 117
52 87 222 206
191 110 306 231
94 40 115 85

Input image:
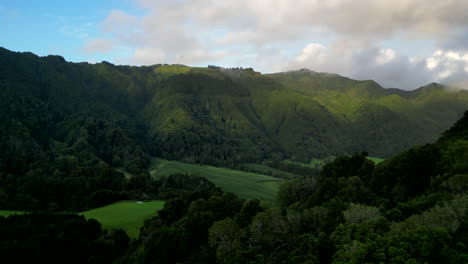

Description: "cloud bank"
83 0 468 90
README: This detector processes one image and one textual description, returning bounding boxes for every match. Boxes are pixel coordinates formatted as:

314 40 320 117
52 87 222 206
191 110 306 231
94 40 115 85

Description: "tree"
208 218 243 263
343 203 381 224
249 209 296 261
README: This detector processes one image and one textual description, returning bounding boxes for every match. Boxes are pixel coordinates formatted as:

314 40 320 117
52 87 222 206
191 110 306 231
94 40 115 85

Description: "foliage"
0 109 465 263
343 203 381 224
2 48 468 263
2 47 468 171
0 212 129 264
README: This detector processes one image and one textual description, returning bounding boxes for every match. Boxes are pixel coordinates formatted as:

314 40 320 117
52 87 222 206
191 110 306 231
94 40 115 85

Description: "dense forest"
1 47 468 263
4 111 465 263
2 110 467 263
117 111 468 263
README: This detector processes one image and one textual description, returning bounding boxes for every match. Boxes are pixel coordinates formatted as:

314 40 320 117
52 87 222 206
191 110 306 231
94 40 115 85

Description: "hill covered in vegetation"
1 46 468 262
2 48 468 166
1 47 468 212
117 111 468 263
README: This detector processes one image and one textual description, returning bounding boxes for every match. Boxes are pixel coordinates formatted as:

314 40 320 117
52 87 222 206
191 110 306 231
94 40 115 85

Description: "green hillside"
1 201 164 239
0 210 24 217
240 163 299 178
151 159 282 202
1 47 468 212
122 112 468 264
268 69 468 158
367 156 385 164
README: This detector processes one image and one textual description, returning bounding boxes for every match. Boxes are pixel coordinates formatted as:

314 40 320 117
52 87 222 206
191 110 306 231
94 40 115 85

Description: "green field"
241 163 299 179
0 210 24 217
82 200 164 238
367 157 385 164
151 158 283 202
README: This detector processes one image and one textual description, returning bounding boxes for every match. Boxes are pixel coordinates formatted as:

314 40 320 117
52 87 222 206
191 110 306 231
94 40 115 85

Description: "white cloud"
131 47 166 65
376 49 396 65
83 38 114 54
424 50 468 89
295 44 327 63
287 42 468 89
426 57 439 70
287 42 434 89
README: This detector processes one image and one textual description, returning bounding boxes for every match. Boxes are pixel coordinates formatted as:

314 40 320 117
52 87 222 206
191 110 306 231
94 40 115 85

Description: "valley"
0 48 467 263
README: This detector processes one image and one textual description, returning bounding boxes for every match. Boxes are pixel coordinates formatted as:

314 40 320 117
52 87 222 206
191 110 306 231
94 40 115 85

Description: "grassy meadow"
1 201 164 239
82 200 164 238
0 210 24 217
151 158 283 203
367 157 385 164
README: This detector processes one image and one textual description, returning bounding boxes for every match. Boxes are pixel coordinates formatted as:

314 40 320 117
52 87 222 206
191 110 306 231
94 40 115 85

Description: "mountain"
1 47 468 169
2 47 468 263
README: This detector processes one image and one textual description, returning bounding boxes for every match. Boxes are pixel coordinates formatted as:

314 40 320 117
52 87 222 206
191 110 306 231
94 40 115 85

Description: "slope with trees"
117 111 468 263
1 47 468 213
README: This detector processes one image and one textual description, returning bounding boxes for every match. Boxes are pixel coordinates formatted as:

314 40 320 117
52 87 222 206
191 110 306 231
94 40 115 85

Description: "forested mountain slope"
1 48 468 211
1 46 468 263
118 111 468 264
2 48 468 166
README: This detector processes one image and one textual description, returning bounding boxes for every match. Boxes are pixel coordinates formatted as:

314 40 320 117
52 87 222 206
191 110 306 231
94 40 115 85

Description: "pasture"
82 200 164 238
151 158 283 203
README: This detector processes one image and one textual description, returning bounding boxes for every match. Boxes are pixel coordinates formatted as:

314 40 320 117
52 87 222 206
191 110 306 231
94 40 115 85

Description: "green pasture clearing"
367 157 385 164
82 200 164 239
0 210 24 217
151 158 283 203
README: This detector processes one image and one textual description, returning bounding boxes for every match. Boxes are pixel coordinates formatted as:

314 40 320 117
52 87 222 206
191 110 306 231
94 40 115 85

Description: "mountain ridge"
1 47 468 166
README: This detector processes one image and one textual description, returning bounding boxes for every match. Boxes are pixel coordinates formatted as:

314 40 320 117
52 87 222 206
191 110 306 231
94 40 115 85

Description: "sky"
1 0 468 90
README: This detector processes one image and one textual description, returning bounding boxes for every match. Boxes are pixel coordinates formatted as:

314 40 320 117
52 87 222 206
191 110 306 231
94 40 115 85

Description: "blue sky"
0 0 137 62
1 0 468 90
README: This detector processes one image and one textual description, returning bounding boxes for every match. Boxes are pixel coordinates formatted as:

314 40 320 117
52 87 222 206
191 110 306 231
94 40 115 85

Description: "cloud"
130 47 166 65
375 49 396 65
82 0 468 89
287 42 468 90
83 38 115 54
295 44 327 64
129 0 468 42
287 41 433 89
425 50 468 89
442 29 468 53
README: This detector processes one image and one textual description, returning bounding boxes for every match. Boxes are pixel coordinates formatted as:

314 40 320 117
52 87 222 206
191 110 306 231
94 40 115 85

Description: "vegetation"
151 159 282 202
1 47 468 263
0 210 23 217
1 48 467 211
0 212 130 264
116 111 468 263
1 48 468 172
82 200 164 238
239 163 299 179
367 156 385 164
